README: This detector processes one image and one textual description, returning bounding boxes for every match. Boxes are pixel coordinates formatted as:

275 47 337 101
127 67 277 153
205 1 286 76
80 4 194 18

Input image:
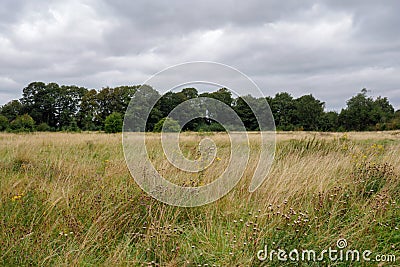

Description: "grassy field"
0 131 399 266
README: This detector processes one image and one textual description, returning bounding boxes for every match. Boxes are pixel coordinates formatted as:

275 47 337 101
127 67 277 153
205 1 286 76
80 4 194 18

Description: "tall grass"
0 131 399 266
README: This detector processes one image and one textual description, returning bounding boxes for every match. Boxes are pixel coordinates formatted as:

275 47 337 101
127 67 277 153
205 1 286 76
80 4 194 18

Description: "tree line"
0 82 399 133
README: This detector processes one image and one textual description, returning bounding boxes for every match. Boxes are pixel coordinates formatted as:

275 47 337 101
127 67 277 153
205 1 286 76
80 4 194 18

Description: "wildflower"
11 194 23 201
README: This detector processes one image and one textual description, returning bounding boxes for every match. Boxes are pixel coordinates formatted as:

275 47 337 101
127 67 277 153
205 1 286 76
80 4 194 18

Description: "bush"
10 114 35 132
0 115 9 131
197 122 225 132
153 117 180 132
36 122 51 132
104 112 123 133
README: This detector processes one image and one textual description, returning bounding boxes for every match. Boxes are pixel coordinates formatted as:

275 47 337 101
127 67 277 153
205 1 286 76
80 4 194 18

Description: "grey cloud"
0 0 399 111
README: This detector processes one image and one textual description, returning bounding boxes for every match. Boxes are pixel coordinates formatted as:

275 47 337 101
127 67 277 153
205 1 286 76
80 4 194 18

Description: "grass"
0 131 399 266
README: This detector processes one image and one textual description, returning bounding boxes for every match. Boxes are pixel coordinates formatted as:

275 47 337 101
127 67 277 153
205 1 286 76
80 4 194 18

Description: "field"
0 131 399 266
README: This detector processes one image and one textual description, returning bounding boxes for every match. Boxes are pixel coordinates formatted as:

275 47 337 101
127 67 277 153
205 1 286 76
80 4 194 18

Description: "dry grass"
0 131 399 266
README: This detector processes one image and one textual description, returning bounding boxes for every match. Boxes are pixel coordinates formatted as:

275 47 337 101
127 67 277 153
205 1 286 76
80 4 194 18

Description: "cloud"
0 0 399 111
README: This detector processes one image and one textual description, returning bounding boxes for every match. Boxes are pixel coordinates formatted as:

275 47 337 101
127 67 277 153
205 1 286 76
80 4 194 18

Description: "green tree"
294 94 325 131
0 115 9 131
57 85 87 130
157 89 196 118
36 122 51 132
104 112 123 133
153 117 180 132
96 86 139 126
180 87 198 100
339 89 395 131
393 110 400 129
203 88 233 107
0 100 23 121
20 82 47 124
77 89 99 130
233 96 257 131
339 89 374 131
124 85 161 132
371 96 395 123
320 111 339 132
270 92 296 130
10 114 35 132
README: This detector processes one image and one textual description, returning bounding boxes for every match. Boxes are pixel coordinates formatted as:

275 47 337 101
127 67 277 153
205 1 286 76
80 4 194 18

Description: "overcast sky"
0 0 399 110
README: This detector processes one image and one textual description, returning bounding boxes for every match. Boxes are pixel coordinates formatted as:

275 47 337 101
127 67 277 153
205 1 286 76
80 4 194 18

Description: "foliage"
153 117 181 132
270 92 296 130
1 83 398 132
0 114 9 131
0 100 23 121
9 114 35 132
293 94 325 131
104 112 123 133
339 89 395 131
36 122 51 132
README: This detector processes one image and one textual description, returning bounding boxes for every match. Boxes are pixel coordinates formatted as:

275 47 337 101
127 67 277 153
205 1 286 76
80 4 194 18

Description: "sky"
0 0 399 111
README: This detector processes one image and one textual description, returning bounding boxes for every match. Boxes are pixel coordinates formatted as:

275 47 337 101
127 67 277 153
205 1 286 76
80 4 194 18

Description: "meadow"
0 131 399 266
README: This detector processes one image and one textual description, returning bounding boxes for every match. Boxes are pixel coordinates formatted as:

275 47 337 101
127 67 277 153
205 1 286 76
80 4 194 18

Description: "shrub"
10 114 35 132
36 122 51 132
104 112 123 133
0 115 9 131
197 122 225 132
153 117 180 132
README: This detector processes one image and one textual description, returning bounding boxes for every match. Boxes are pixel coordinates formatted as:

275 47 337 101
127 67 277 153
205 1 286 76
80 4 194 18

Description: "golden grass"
0 131 399 266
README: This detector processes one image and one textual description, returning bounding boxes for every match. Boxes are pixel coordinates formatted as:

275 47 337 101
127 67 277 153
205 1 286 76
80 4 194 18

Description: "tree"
104 112 123 133
157 89 194 118
36 122 51 132
77 89 99 130
320 111 339 132
96 86 138 126
57 85 87 130
393 110 400 129
0 100 23 121
233 96 258 131
20 82 47 124
10 114 35 132
180 87 198 100
0 115 9 131
270 93 296 130
339 89 395 131
339 89 373 131
371 96 394 123
294 94 325 131
153 117 180 132
123 85 161 132
203 88 233 107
